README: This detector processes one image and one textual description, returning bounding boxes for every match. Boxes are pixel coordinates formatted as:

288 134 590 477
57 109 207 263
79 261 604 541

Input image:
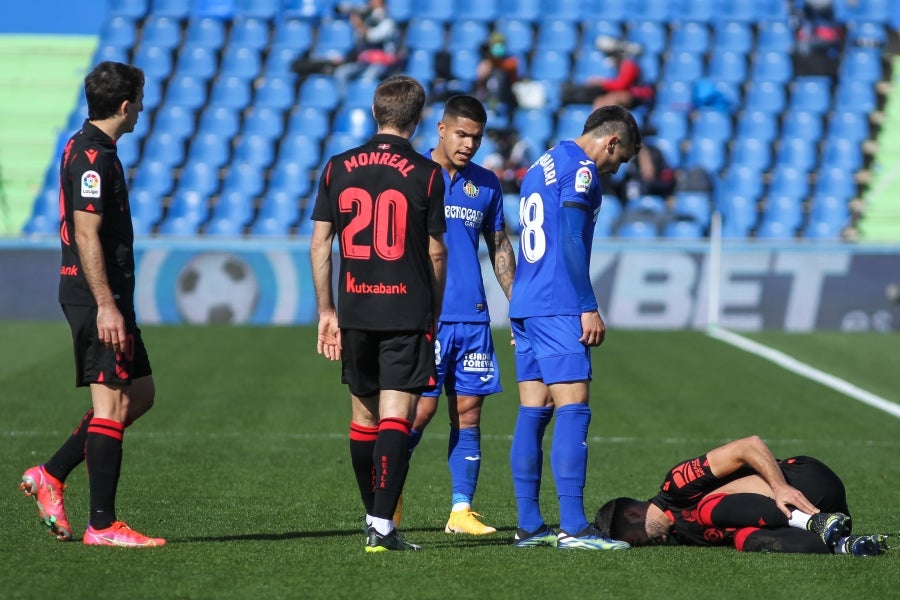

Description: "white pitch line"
708 325 900 419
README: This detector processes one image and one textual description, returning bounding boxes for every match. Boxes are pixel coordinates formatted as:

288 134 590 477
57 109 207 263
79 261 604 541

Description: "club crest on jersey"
81 170 101 198
574 166 592 193
463 180 479 198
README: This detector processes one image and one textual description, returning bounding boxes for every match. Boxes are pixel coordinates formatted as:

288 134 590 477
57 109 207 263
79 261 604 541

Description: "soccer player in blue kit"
509 105 641 550
410 95 516 535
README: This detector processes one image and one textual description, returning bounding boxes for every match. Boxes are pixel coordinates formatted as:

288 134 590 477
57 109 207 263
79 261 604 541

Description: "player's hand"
96 303 126 353
316 312 341 361
772 483 819 518
579 310 606 347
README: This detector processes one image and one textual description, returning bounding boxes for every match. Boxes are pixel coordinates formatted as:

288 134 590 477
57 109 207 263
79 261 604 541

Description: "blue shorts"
511 315 592 384
422 322 502 398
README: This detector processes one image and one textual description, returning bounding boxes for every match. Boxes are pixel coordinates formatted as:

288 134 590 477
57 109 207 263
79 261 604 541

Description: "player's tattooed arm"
488 229 516 301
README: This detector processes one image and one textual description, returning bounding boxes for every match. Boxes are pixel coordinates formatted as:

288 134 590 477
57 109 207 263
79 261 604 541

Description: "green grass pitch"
1 322 898 599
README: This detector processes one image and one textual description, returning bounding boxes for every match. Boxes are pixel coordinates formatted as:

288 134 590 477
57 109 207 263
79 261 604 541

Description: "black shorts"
340 329 436 397
780 456 849 515
62 303 152 388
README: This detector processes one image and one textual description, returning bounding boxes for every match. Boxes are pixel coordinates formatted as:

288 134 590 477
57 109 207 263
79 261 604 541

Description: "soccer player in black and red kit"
310 75 448 552
594 436 889 556
20 61 164 547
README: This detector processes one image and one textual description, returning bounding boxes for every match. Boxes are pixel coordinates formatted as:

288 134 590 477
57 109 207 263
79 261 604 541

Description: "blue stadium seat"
140 16 181 48
663 219 704 239
221 161 266 198
132 160 175 196
220 46 261 79
450 48 481 82
208 189 254 228
718 0 761 22
130 188 163 230
160 192 207 233
178 161 221 196
529 50 570 83
165 74 208 110
767 165 809 200
781 110 823 142
654 80 693 112
594 195 621 238
555 105 593 142
184 17 226 49
691 109 732 143
650 137 682 168
835 80 873 124
233 133 275 167
333 107 376 139
639 0 673 21
298 75 340 110
197 105 240 137
649 110 688 145
133 44 172 79
242 106 284 139
736 110 778 143
117 136 140 170
716 165 763 203
271 18 313 52
498 0 539 21
384 0 413 22
152 0 191 17
626 21 667 55
174 45 218 80
626 194 667 216
572 50 616 84
535 19 577 53
93 44 130 64
108 0 147 18
672 191 712 228
254 76 295 110
263 47 301 76
210 75 252 109
268 161 312 197
229 17 270 51
681 0 716 21
403 49 434 85
821 138 864 171
100 16 137 48
616 220 658 239
405 18 445 52
287 106 330 140
321 133 360 162
282 0 332 19
496 19 533 55
581 21 623 50
729 136 772 172
850 0 891 22
450 19 489 49
763 194 804 231
190 0 236 18
839 48 883 84
593 0 628 22
311 19 355 59
153 104 195 139
814 167 856 201
750 51 792 84
343 78 379 109
847 20 887 47
718 194 757 237
827 110 870 144
810 192 851 225
802 219 842 240
234 0 279 19
512 109 553 146
788 76 832 114
706 50 747 85
756 20 793 53
744 80 786 114
712 21 753 52
755 219 795 240
205 216 246 236
416 0 454 21
186 132 232 168
685 137 726 173
669 21 710 54
252 192 301 235
541 0 599 22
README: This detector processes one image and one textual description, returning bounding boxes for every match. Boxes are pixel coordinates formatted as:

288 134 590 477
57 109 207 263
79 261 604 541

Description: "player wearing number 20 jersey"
508 140 602 320
311 133 446 332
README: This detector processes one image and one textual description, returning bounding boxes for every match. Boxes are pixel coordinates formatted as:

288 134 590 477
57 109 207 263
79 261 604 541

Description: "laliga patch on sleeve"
81 170 101 198
574 166 592 193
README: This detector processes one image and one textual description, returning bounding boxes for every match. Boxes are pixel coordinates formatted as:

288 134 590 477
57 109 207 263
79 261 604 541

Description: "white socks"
788 509 812 529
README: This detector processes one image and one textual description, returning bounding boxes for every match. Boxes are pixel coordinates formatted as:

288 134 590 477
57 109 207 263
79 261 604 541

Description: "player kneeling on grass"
594 436 889 556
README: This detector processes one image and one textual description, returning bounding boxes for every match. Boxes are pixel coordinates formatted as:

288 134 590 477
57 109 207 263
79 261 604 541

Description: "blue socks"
510 405 553 532
448 427 481 508
552 404 592 535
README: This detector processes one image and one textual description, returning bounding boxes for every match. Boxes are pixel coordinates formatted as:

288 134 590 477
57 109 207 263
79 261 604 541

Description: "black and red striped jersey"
58 120 135 307
311 133 446 331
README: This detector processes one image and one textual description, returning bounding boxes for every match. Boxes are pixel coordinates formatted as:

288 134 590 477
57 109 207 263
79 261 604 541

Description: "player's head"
578 105 642 175
435 95 487 171
373 75 426 137
594 497 667 547
85 61 145 126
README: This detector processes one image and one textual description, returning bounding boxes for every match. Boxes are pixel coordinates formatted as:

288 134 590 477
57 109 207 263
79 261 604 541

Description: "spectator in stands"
792 0 845 79
473 33 519 118
561 37 653 110
292 0 402 88
480 126 536 194
603 131 676 207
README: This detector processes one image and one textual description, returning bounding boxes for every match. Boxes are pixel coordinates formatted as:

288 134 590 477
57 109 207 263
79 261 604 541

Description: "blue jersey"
509 141 601 318
428 150 506 323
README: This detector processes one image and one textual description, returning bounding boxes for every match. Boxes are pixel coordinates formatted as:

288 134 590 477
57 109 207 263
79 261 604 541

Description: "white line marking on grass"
708 326 900 419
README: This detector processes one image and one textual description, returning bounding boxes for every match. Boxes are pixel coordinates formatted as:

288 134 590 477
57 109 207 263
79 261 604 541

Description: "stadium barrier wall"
1 238 898 332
